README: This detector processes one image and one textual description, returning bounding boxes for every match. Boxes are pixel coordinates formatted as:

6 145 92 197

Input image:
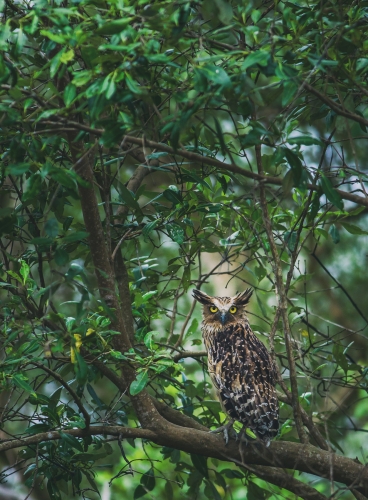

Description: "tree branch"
304 82 368 129
39 120 368 208
255 144 308 444
1 425 367 495
66 132 164 430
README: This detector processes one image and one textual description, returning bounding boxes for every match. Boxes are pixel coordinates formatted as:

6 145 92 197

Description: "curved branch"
37 119 368 208
304 82 368 129
1 424 367 495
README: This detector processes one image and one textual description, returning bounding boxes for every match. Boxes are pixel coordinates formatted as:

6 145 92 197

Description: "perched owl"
192 288 279 446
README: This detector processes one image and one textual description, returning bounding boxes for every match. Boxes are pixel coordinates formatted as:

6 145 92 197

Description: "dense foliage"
1 0 368 499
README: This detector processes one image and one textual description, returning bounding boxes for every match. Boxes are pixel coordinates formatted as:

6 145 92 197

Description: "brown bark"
66 135 163 430
1 425 367 496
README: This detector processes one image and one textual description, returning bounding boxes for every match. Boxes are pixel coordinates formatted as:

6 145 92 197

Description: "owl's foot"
210 419 237 445
238 427 256 446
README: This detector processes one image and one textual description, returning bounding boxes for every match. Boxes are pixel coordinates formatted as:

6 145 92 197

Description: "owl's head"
192 288 253 327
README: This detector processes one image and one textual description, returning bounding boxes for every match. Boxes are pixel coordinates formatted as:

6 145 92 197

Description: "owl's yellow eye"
209 306 218 313
229 306 237 314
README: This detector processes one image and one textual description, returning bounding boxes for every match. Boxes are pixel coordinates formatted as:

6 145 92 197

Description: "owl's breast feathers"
203 321 279 444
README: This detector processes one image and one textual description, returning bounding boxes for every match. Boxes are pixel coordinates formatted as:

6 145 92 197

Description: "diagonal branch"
31 362 90 428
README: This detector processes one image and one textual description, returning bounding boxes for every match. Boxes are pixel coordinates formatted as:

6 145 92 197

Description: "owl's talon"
210 420 237 445
238 427 256 446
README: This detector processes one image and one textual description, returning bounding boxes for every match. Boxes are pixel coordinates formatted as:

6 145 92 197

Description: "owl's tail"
253 417 279 446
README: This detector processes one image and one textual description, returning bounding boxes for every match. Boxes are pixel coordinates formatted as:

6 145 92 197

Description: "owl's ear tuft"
234 288 253 305
192 289 213 305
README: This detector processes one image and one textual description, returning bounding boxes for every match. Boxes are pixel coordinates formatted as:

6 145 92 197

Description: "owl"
192 288 279 446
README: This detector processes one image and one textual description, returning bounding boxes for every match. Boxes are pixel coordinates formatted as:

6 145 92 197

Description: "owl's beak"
220 312 229 325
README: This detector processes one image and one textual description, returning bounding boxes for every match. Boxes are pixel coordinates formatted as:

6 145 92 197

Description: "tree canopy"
1 0 368 499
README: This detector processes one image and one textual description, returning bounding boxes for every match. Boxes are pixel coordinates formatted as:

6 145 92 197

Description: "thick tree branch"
66 133 164 430
113 153 155 345
1 425 367 495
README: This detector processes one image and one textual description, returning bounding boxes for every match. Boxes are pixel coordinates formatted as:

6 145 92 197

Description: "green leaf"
74 351 88 385
62 231 89 243
40 29 65 43
204 481 222 500
333 343 348 374
202 65 231 88
50 51 63 78
167 223 185 244
119 184 141 211
64 83 77 107
220 469 244 479
6 163 30 175
54 248 69 266
142 291 158 302
283 148 303 186
320 174 344 210
30 237 53 246
214 0 233 24
96 18 134 35
144 331 160 350
59 431 84 452
19 260 30 285
63 216 74 232
288 136 323 146
165 481 173 500
284 231 297 252
45 218 59 238
281 80 298 106
182 265 191 291
13 374 35 395
190 454 208 478
60 49 74 64
130 371 149 396
7 270 22 283
126 74 143 94
247 481 268 500
140 468 155 491
329 224 340 244
72 70 92 87
133 485 147 500
242 50 269 71
186 318 198 337
340 222 368 235
86 383 105 409
26 424 51 435
163 186 183 205
142 219 161 238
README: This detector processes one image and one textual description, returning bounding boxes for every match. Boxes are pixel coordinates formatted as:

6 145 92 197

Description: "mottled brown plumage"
192 288 279 446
